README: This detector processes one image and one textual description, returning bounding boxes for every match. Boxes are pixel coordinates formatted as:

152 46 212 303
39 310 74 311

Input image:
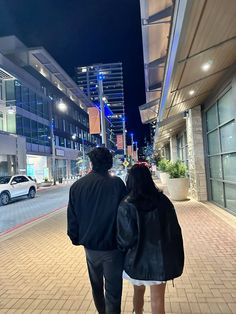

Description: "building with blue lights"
75 62 125 148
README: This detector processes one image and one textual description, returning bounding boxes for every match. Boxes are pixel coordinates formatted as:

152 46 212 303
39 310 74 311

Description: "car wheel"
28 187 36 199
0 192 10 206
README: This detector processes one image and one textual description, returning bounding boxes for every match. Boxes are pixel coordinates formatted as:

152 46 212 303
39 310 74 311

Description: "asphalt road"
0 184 71 235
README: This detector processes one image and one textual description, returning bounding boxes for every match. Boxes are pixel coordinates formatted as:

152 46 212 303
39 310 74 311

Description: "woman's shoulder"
119 196 137 213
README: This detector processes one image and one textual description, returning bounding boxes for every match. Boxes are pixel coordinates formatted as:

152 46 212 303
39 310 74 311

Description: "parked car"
0 175 37 206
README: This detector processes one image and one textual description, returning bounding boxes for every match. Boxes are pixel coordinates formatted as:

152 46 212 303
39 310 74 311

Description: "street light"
51 100 68 185
97 71 107 147
57 99 67 112
130 133 134 165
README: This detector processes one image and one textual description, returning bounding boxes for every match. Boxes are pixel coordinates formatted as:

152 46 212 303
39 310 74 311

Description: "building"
139 0 236 215
75 62 125 150
0 36 100 182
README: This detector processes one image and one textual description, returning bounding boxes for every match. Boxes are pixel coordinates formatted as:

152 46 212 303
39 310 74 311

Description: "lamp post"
130 133 134 165
51 99 67 185
97 72 107 147
134 141 138 162
122 116 127 159
50 118 56 185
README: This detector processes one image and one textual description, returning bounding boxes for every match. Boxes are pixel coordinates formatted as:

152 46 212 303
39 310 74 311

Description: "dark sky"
0 0 149 145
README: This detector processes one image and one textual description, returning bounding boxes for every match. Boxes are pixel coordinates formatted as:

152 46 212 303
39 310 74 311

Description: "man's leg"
103 250 124 314
85 249 106 314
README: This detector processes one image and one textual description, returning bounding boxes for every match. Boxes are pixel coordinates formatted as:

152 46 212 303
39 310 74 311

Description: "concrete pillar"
170 135 178 161
186 106 207 201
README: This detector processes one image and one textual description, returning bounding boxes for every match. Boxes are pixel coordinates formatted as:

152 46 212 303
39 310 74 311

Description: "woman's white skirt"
123 271 166 286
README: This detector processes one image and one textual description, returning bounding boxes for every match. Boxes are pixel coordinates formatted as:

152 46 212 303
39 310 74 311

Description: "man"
67 147 126 314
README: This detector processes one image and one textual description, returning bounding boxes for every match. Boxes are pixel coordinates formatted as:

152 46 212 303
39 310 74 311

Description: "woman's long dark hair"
126 164 161 209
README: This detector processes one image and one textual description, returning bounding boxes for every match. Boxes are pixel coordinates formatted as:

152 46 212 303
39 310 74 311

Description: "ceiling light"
201 61 212 72
189 90 195 96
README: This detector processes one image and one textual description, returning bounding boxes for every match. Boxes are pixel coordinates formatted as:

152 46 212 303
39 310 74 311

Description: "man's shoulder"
110 175 126 186
70 173 93 190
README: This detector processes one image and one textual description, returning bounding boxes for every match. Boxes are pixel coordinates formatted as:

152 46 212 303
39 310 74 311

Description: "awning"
139 98 160 124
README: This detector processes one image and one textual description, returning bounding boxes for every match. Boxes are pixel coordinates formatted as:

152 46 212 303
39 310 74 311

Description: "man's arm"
67 185 80 245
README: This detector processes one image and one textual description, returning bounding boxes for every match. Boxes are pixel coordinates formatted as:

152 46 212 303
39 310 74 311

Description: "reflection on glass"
208 130 220 155
223 154 236 182
206 104 218 131
211 181 224 206
220 121 236 152
218 89 235 124
209 156 222 179
225 183 236 213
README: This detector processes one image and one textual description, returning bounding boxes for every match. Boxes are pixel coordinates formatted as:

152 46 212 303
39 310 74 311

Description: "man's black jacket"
67 171 127 250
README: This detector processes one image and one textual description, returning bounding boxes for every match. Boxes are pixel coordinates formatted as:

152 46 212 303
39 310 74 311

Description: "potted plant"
157 159 170 185
167 160 189 201
40 177 53 187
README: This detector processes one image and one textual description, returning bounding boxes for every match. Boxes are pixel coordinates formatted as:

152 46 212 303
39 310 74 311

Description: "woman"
117 164 184 314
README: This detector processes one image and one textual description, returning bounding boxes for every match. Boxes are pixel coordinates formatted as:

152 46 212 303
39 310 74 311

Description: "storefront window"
207 130 220 155
206 88 236 214
220 121 236 152
218 89 235 124
0 112 3 131
206 104 218 131
223 154 236 182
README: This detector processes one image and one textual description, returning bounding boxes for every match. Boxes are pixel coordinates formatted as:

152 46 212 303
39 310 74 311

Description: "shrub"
157 159 170 172
167 160 187 179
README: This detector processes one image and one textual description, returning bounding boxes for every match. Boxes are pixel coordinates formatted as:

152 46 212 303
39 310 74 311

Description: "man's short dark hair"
87 147 113 173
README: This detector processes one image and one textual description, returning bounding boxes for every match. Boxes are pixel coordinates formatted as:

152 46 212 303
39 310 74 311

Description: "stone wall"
186 106 207 201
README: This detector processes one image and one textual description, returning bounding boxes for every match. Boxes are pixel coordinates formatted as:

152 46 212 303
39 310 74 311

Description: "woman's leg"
150 283 166 314
133 285 145 314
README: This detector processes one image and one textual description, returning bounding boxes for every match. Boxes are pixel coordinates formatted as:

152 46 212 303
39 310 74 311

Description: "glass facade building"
0 36 100 182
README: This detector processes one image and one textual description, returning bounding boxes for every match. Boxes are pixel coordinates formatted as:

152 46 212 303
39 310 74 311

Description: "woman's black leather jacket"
117 192 184 281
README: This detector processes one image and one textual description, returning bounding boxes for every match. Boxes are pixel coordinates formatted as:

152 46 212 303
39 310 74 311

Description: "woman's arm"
117 201 138 251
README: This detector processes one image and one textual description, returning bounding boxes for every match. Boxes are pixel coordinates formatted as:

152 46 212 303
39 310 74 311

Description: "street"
0 184 71 235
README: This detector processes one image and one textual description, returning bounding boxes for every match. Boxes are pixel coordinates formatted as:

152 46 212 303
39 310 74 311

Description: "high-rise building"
75 63 125 149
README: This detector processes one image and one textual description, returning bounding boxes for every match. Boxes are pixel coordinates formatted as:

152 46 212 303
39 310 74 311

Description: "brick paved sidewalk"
0 196 236 313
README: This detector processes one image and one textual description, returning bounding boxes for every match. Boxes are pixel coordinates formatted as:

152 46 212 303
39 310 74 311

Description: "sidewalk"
0 189 236 313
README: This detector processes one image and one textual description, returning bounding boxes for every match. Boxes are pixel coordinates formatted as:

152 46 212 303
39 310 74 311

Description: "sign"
116 134 124 150
56 148 65 157
123 160 129 167
127 145 132 157
88 107 101 134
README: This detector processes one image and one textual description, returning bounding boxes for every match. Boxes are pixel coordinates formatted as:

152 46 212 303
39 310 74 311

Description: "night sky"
0 0 149 145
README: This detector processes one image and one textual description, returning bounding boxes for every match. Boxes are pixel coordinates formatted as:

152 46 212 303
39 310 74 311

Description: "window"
12 176 29 183
177 132 188 167
59 137 65 147
206 88 236 214
0 112 3 131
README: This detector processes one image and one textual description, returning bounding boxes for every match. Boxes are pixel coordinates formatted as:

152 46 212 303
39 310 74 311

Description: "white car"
0 175 37 206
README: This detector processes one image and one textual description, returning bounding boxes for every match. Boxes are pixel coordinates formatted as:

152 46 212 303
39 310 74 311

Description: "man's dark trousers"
85 249 124 314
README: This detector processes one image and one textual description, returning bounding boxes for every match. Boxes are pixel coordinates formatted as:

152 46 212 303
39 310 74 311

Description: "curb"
0 204 67 240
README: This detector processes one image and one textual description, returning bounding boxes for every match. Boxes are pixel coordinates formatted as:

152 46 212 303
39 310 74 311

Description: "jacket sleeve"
67 186 80 245
117 202 137 252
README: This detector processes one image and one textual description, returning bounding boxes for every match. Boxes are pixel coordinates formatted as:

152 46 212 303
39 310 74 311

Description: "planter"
39 181 53 187
159 172 169 185
167 177 189 201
